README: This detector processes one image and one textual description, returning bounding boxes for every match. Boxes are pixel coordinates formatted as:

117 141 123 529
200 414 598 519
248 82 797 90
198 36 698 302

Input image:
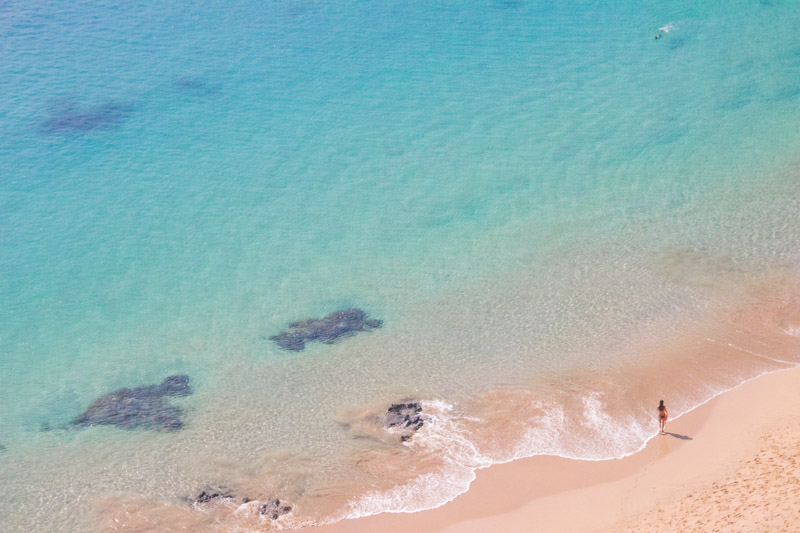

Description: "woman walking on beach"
658 400 668 434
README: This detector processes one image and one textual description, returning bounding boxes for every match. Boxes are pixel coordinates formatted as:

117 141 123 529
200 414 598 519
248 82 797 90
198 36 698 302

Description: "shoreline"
298 364 800 532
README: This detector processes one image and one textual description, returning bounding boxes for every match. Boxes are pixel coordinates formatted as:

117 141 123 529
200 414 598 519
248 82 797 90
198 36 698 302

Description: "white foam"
783 326 800 338
233 500 261 518
511 400 567 458
659 23 676 34
513 395 651 462
342 399 493 519
580 392 607 431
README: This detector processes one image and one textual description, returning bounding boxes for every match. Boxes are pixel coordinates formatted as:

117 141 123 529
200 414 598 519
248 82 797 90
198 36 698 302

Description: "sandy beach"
301 365 800 532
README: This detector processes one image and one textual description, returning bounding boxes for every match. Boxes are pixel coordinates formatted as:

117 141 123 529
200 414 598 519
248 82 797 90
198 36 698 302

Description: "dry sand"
300 365 800 532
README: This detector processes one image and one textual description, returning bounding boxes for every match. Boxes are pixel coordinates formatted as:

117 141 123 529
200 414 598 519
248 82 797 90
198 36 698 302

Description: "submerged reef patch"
41 100 133 134
270 308 383 351
173 77 221 96
72 375 192 431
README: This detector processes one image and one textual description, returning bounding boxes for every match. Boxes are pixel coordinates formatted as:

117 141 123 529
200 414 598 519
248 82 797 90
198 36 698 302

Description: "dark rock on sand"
385 401 425 442
385 402 424 428
193 488 291 520
259 498 292 520
270 308 383 351
41 100 132 134
72 375 192 431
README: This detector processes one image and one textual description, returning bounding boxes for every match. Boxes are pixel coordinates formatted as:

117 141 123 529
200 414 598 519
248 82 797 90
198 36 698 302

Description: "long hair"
658 399 665 410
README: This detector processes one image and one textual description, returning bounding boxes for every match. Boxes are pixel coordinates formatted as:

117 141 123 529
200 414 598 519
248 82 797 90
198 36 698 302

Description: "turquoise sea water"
3 1 800 530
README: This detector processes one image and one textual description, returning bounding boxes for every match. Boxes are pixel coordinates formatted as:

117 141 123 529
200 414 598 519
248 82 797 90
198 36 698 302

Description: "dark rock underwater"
41 100 133 134
72 375 192 431
270 308 383 351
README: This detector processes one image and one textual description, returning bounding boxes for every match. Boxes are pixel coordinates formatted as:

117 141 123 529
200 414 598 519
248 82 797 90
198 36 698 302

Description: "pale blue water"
3 1 800 530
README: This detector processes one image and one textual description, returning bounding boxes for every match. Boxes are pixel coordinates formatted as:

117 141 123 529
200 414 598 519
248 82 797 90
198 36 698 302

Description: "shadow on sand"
665 432 692 440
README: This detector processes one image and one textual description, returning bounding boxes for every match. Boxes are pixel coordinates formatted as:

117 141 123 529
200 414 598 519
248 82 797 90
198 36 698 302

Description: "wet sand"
300 365 800 532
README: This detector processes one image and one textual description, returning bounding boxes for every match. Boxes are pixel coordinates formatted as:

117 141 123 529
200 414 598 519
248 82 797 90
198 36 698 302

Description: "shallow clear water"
2 1 800 531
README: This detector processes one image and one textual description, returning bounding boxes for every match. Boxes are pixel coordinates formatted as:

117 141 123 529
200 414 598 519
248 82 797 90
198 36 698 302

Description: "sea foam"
343 399 493 518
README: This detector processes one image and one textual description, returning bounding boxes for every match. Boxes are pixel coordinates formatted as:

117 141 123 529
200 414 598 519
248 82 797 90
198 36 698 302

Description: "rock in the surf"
259 498 293 520
270 308 383 351
384 401 425 441
71 375 192 431
195 487 234 504
193 487 291 520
